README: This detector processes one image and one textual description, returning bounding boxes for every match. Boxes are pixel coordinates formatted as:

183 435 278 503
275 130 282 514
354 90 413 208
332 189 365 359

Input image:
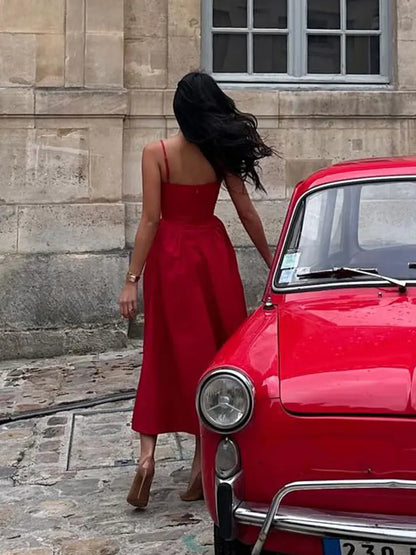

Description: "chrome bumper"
217 478 416 555
236 502 416 545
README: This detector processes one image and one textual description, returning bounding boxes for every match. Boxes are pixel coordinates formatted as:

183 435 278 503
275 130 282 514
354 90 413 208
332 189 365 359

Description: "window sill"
218 82 393 91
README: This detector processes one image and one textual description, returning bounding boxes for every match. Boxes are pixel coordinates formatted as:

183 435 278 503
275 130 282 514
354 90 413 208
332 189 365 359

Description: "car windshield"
275 180 416 288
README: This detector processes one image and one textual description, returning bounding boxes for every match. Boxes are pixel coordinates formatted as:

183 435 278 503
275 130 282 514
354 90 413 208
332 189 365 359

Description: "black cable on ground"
0 391 136 425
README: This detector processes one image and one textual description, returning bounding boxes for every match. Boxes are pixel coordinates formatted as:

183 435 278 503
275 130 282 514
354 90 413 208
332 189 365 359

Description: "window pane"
347 36 380 74
359 182 416 253
213 0 247 28
213 34 247 72
254 0 287 29
253 35 287 73
275 182 416 287
347 0 379 30
308 35 341 73
307 0 340 29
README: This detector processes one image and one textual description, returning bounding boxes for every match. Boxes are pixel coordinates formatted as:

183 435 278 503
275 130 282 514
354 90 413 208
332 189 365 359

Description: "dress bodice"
161 181 221 224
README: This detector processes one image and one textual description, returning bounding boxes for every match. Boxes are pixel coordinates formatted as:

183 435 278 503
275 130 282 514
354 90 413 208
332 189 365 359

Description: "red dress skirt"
131 155 247 435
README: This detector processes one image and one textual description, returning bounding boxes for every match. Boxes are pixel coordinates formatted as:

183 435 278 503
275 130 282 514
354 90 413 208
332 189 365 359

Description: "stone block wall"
0 1 127 360
1 0 416 360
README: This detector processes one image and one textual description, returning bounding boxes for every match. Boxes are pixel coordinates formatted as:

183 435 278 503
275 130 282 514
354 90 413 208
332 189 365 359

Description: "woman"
119 71 274 509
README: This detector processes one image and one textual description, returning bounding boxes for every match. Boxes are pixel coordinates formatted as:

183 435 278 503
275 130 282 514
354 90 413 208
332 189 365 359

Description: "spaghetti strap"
160 140 170 183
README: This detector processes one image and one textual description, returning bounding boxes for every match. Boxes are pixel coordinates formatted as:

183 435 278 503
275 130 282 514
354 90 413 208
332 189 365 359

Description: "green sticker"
281 252 301 270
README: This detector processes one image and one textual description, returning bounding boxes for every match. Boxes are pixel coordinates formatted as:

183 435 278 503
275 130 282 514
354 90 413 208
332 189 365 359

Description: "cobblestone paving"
0 348 214 555
0 346 142 420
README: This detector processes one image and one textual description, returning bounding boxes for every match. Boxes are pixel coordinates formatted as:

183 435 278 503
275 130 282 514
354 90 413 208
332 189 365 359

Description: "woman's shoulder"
142 137 178 155
143 140 163 154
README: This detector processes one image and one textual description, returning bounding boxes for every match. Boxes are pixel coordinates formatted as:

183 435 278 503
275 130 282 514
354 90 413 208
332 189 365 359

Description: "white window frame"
201 0 392 85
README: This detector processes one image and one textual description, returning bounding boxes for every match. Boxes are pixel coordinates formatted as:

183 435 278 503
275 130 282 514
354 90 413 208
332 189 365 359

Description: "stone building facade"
0 0 415 360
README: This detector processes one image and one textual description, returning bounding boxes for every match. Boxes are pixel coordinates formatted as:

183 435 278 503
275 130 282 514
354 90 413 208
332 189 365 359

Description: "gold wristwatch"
126 271 140 283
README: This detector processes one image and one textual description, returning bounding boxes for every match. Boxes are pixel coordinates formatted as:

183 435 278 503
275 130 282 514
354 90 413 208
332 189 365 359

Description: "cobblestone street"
0 347 213 555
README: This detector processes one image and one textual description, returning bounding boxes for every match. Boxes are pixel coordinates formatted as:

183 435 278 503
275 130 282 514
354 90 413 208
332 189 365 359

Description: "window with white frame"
201 0 390 84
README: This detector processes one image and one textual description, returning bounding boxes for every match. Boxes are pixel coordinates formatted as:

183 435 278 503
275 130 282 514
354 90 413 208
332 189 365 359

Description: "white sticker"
296 267 311 277
281 252 301 270
279 269 295 283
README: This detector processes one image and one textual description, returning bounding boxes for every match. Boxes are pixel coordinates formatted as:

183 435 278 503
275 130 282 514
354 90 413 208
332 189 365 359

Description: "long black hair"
173 72 274 192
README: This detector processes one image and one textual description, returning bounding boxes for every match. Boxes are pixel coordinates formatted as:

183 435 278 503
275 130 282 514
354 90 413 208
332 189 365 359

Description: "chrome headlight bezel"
196 368 255 434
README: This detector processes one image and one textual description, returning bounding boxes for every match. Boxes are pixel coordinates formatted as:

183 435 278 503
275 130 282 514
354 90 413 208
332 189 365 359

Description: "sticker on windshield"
279 269 295 283
281 252 301 270
296 267 310 277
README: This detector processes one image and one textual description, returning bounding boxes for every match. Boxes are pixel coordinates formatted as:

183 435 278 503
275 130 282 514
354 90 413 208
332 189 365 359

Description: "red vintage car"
197 157 416 555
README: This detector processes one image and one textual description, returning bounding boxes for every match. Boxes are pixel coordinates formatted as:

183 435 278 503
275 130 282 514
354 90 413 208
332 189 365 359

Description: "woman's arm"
226 174 273 268
119 143 161 319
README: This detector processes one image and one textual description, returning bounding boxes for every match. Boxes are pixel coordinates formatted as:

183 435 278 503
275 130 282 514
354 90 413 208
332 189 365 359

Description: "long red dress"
131 141 247 435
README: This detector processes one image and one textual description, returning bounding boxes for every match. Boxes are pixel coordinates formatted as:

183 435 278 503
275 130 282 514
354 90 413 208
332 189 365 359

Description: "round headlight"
197 370 254 433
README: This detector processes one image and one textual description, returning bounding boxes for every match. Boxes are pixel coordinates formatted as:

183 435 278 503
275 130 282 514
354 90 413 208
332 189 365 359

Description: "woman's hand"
119 282 138 319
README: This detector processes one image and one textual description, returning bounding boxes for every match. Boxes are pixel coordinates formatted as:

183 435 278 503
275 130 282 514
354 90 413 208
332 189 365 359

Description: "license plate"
323 538 416 555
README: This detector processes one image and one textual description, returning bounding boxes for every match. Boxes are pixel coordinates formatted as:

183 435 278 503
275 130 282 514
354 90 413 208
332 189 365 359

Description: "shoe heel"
180 472 204 502
127 460 155 509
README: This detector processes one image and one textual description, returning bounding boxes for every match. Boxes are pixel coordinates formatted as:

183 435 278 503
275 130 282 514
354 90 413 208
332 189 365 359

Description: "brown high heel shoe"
127 457 155 509
180 471 204 502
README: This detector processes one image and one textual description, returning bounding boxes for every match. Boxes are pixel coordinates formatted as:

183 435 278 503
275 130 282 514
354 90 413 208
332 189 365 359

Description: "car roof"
296 156 416 197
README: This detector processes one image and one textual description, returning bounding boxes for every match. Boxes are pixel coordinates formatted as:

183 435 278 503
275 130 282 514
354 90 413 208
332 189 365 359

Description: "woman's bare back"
159 134 218 185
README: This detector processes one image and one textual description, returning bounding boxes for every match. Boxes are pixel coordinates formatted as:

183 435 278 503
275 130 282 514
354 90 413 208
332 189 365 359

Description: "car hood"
278 288 416 415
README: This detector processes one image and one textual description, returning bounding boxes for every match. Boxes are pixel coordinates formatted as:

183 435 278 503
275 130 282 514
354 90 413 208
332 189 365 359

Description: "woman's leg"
127 433 157 508
180 434 203 501
139 433 157 464
189 434 201 480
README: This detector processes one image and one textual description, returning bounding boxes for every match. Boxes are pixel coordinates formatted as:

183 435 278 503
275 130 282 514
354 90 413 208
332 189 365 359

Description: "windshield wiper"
298 267 407 293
